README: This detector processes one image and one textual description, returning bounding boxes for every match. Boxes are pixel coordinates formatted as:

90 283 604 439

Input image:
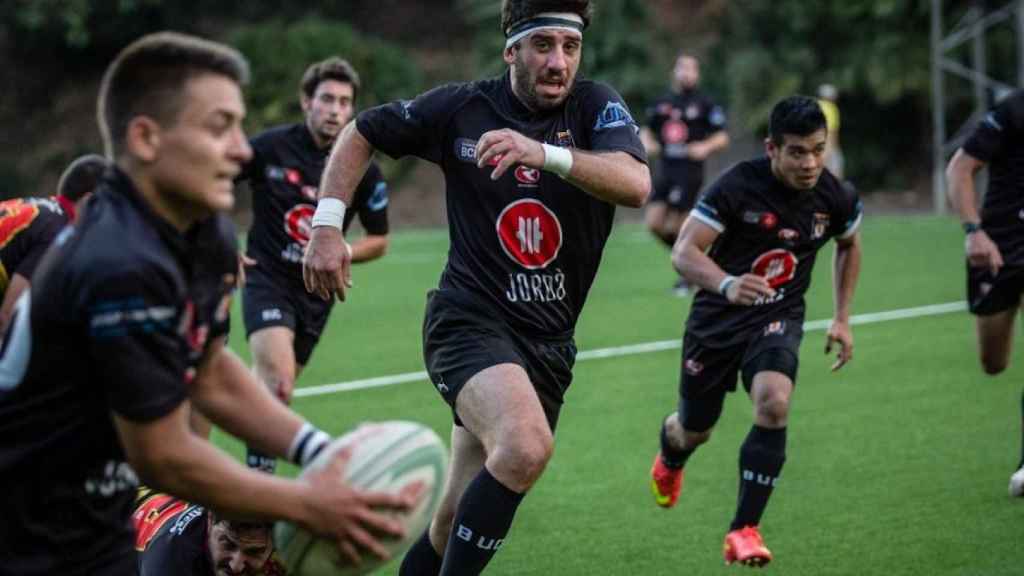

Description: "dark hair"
300 57 361 102
97 31 250 158
501 0 594 35
768 95 827 144
208 509 272 538
57 154 108 201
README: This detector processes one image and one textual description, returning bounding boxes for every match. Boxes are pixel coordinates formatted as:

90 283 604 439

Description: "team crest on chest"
812 212 830 239
284 204 315 245
496 199 563 270
751 248 797 289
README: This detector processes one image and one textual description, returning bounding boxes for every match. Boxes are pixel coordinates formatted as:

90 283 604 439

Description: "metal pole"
932 0 947 214
971 3 987 113
1018 0 1024 87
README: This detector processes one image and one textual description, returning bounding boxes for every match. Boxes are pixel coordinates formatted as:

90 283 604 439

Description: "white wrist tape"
310 197 347 230
718 275 737 297
541 143 573 178
287 422 331 467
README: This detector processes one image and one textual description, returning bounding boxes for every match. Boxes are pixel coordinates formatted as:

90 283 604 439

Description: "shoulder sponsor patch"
368 181 389 211
594 101 637 132
455 138 478 163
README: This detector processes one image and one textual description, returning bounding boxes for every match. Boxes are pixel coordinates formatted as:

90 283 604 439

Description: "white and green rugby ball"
274 420 448 576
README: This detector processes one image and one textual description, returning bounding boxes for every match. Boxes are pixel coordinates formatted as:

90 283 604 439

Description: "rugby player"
649 96 862 567
302 1 650 573
237 57 390 473
946 89 1024 497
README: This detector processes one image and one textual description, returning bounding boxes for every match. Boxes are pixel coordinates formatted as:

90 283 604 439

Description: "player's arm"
640 126 661 156
672 216 774 305
303 121 374 302
688 130 730 161
826 231 861 372
945 148 1003 274
0 272 29 332
112 404 407 563
350 234 388 263
477 132 650 207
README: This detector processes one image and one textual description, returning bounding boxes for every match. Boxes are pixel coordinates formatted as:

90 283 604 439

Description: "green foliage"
227 18 423 131
708 1 936 190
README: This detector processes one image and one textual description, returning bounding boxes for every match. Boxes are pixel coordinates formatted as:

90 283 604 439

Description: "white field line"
293 301 967 398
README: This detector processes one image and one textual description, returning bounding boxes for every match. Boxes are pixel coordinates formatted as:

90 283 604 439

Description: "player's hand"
237 254 257 288
476 128 545 181
725 274 776 305
299 448 419 565
966 229 1004 276
825 320 853 372
302 226 353 302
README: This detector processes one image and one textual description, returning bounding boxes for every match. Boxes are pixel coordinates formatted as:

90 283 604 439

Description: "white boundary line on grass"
293 301 967 398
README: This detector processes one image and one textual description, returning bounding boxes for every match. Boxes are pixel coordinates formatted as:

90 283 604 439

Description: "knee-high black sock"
659 420 696 469
439 467 524 576
245 446 276 474
731 425 786 531
400 530 443 576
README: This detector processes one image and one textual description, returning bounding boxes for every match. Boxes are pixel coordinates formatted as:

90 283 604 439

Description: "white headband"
504 12 584 49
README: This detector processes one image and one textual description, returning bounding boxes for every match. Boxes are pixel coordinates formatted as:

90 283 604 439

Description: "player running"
945 89 1024 497
649 95 862 567
237 56 390 473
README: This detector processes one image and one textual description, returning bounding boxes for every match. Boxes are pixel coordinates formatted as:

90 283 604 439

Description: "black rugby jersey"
0 168 237 575
686 157 862 347
962 90 1024 265
645 89 726 184
0 196 73 294
134 495 212 575
239 123 388 280
357 73 646 336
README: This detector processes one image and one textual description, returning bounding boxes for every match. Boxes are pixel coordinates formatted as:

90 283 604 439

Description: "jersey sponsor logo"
455 138 478 162
709 106 726 127
661 120 688 144
555 129 575 148
751 248 797 289
505 270 567 303
496 199 563 270
685 104 700 120
657 102 673 115
262 308 283 322
284 204 316 245
301 185 318 200
594 101 637 132
285 168 303 186
514 165 540 186
266 166 286 181
89 299 176 339
812 212 830 239
742 211 761 224
778 228 800 243
368 181 389 211
0 198 40 249
759 212 778 230
982 111 1003 131
169 505 204 536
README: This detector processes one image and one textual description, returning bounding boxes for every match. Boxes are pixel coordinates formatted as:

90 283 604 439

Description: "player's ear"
503 45 517 66
299 92 311 114
764 137 777 160
124 116 162 163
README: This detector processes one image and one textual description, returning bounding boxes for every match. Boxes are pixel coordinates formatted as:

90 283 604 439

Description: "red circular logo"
759 212 778 230
751 249 797 288
661 120 688 144
284 204 315 245
496 199 562 269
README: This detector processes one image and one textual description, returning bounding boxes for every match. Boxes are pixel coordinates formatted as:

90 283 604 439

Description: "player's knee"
495 427 553 489
755 396 790 427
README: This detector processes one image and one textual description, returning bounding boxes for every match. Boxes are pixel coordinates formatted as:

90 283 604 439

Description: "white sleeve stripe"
691 210 725 233
839 212 863 239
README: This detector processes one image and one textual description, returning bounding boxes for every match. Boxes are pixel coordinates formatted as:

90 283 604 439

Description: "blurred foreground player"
0 31 409 575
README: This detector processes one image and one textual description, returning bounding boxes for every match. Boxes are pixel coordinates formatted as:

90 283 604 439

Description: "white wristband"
287 422 331 467
541 143 573 178
310 197 347 230
718 275 737 297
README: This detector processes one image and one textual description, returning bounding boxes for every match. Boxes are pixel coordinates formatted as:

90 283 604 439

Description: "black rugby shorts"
241 266 332 365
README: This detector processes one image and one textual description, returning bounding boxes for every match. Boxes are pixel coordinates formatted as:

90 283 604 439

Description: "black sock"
245 447 276 474
400 530 443 576
659 420 695 469
439 467 524 576
731 425 786 531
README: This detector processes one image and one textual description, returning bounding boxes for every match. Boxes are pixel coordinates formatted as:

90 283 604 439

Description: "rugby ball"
274 421 448 575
